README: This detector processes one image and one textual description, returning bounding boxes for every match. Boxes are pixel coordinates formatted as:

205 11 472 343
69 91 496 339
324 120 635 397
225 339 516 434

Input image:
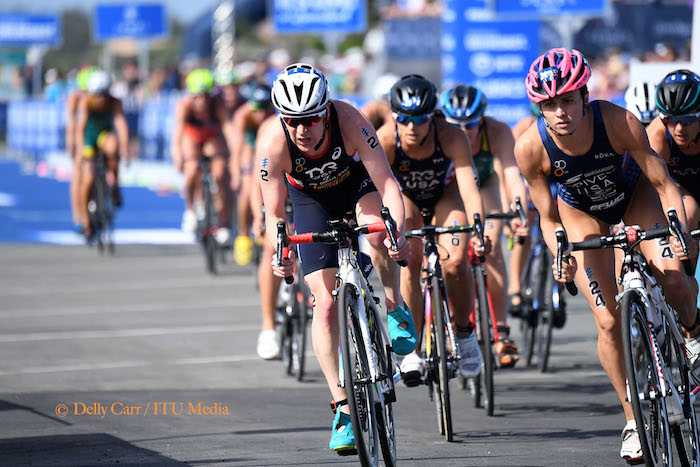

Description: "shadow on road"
0 433 191 465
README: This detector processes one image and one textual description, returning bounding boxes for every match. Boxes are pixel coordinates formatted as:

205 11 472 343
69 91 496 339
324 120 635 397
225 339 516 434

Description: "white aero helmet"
625 81 659 125
87 70 112 94
271 63 329 118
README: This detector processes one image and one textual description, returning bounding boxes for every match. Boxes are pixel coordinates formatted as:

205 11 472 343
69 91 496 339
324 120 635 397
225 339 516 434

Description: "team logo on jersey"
331 146 342 160
553 160 566 177
399 161 410 171
306 161 338 180
295 157 306 172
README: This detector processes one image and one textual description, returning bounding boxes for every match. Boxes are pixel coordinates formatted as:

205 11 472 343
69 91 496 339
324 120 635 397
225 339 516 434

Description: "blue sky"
3 0 220 22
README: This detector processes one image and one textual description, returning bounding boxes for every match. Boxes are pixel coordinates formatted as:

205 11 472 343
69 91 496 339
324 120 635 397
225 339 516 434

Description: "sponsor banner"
94 4 168 42
442 0 539 128
272 0 366 34
0 14 60 46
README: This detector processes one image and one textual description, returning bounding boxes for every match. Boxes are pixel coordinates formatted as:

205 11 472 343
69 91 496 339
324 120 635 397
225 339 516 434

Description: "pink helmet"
525 48 591 104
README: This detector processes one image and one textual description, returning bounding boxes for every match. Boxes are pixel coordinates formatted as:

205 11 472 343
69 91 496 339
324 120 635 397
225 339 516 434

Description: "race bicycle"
557 211 699 467
198 158 222 275
277 207 405 467
404 211 486 440
87 150 115 255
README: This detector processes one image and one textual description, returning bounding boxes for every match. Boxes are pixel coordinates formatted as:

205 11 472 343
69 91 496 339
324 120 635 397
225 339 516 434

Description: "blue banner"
94 4 168 42
0 15 61 46
495 0 607 17
384 18 441 60
272 0 366 34
442 1 539 127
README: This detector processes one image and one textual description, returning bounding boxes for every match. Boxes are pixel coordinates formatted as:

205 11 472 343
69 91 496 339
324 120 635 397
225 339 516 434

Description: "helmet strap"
313 114 329 152
419 118 433 146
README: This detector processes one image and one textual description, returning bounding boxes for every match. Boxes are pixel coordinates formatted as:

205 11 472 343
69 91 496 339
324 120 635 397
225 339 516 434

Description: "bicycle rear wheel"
338 283 378 466
621 291 672 467
520 250 540 367
431 276 453 442
536 264 556 373
474 265 495 416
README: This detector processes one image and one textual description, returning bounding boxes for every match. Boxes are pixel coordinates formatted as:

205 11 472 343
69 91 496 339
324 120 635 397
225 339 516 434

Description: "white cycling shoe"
620 420 643 463
400 352 424 387
457 332 483 378
257 330 280 360
215 227 231 245
181 209 198 233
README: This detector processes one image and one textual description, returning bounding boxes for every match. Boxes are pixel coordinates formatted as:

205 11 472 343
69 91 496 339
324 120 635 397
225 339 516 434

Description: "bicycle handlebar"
484 197 527 245
276 209 407 283
555 227 578 296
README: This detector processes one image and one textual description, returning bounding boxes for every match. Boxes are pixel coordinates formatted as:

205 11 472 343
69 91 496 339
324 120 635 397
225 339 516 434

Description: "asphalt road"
0 244 628 466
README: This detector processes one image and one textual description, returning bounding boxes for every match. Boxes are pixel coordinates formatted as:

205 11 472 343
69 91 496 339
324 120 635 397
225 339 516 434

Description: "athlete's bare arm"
646 116 672 162
437 118 485 224
488 117 528 216
75 95 89 158
376 120 397 166
216 99 236 157
65 92 80 157
256 119 293 249
230 104 250 189
171 98 188 172
515 125 561 254
335 100 407 234
251 115 278 237
605 102 690 231
112 99 129 160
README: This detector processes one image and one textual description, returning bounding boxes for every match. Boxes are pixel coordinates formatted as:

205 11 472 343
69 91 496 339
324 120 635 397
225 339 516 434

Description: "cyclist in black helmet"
647 69 700 367
377 74 490 385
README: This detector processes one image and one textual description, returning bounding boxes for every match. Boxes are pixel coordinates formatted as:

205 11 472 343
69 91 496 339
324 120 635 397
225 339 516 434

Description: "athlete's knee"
442 254 467 277
594 308 621 340
311 290 336 326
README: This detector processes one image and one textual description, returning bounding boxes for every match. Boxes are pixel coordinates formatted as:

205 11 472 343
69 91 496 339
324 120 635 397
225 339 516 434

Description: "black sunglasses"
662 114 700 127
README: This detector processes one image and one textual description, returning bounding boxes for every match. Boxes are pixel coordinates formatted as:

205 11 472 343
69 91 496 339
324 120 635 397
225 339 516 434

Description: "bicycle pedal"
335 448 358 456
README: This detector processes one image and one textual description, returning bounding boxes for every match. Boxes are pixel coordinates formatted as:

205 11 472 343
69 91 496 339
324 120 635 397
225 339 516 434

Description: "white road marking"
36 229 196 245
0 323 261 343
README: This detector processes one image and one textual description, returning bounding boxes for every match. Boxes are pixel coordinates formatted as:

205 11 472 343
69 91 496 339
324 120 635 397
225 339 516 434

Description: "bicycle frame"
336 243 401 401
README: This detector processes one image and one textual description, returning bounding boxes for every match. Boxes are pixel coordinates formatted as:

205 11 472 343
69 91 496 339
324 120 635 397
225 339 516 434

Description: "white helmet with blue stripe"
271 63 329 118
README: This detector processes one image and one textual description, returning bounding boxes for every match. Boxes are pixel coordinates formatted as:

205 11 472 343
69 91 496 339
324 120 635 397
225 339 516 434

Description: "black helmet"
248 82 272 107
439 85 488 124
389 75 437 117
656 69 700 116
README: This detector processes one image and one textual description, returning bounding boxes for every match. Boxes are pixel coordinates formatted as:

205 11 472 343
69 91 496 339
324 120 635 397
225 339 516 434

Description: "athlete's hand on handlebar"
670 233 697 261
510 217 529 241
272 249 296 279
470 235 491 257
383 234 411 263
552 255 577 284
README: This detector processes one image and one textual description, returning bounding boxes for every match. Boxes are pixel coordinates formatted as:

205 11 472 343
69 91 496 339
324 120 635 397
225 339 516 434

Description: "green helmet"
77 66 99 91
214 69 239 86
186 69 214 94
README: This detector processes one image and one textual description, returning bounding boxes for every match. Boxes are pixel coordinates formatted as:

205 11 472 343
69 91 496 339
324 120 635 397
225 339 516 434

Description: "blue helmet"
439 85 487 124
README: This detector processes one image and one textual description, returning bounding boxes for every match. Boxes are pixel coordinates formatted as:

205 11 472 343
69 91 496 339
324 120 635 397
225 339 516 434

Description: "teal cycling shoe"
388 303 417 356
329 405 355 453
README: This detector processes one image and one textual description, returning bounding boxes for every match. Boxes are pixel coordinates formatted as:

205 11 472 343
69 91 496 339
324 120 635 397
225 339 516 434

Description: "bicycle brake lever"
555 227 578 296
668 209 694 276
514 197 527 245
277 221 294 284
381 207 408 267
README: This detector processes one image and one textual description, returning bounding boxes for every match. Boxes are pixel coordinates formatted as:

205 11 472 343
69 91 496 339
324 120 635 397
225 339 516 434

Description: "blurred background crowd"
0 0 694 162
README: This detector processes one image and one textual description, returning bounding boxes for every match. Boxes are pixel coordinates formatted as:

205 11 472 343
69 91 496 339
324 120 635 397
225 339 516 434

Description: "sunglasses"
395 113 432 126
662 113 700 127
283 111 326 128
460 119 480 130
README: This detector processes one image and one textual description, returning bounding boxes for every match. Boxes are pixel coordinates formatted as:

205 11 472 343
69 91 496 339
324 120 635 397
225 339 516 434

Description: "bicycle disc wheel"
474 266 495 416
338 283 378 466
621 291 672 466
536 268 556 373
666 325 700 467
431 276 453 442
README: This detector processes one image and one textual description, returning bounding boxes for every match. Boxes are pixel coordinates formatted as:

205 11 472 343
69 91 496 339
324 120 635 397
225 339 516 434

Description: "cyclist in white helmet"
258 63 417 454
75 70 130 239
625 81 659 127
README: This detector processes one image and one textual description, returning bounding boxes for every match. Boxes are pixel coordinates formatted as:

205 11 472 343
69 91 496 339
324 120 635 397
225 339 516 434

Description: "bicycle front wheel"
431 276 453 442
338 283 378 466
474 265 495 416
665 320 700 467
621 291 672 467
536 265 556 373
293 269 310 382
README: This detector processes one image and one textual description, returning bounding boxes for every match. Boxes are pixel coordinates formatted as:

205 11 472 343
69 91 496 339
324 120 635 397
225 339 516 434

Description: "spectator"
43 68 67 102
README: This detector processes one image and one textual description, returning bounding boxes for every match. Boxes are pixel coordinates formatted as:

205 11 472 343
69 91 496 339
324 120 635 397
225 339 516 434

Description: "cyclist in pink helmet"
516 47 698 463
